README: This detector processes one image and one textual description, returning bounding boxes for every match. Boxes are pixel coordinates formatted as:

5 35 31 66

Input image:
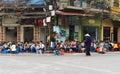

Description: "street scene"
0 0 120 74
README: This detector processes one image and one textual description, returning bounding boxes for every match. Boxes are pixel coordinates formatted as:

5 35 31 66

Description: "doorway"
40 27 46 43
114 27 118 42
6 27 17 42
24 27 33 42
39 27 51 43
69 25 74 41
103 27 110 41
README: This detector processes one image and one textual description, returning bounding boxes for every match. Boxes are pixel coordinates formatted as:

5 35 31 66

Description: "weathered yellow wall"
111 7 120 14
118 28 120 42
111 0 120 15
111 0 120 42
102 19 113 27
110 0 114 7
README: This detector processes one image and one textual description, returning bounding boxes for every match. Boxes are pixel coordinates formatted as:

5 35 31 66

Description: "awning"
3 0 45 6
27 0 44 6
62 6 109 13
56 11 93 17
3 0 14 3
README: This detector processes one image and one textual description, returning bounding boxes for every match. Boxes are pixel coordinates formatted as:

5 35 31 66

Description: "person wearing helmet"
84 34 92 56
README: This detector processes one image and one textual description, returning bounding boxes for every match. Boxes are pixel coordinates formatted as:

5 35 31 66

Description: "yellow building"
110 0 120 42
102 19 113 41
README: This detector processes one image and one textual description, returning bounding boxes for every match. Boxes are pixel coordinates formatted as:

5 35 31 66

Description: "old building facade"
0 0 52 42
0 0 120 43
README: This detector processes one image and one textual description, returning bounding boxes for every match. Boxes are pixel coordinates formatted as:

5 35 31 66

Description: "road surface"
0 52 120 74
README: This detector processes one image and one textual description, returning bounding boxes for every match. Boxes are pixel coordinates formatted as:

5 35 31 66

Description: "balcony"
73 0 110 11
0 0 45 17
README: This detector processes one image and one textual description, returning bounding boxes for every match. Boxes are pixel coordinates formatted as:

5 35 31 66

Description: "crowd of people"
0 41 46 54
0 34 120 55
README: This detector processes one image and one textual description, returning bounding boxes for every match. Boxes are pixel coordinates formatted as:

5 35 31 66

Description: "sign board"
2 24 19 26
7 26 15 30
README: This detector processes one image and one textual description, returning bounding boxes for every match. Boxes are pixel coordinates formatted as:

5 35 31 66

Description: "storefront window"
83 26 98 40
114 0 119 7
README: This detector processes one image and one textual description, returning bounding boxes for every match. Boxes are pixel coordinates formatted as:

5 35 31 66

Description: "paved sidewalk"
0 51 119 56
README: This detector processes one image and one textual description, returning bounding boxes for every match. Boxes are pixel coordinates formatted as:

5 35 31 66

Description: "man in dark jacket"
84 34 92 56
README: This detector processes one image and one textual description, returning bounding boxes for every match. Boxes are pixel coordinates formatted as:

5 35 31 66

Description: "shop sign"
7 26 15 30
2 24 19 26
88 19 95 24
34 18 43 26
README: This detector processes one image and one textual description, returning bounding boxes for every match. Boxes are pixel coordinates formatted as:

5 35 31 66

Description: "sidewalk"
0 51 120 56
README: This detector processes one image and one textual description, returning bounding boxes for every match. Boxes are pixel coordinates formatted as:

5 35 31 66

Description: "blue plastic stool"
54 50 60 55
3 50 8 54
15 50 19 54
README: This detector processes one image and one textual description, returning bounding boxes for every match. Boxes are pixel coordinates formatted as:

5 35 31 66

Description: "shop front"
0 26 18 42
79 16 101 41
5 26 17 42
0 17 42 43
102 19 114 42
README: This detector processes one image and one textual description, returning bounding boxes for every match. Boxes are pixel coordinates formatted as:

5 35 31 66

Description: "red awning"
56 11 93 17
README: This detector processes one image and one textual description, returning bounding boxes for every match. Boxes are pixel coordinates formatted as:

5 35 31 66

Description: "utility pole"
98 0 104 41
44 0 57 50
99 8 103 41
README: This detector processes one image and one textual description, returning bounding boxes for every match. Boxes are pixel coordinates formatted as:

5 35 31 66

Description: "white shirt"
39 43 45 49
11 44 16 51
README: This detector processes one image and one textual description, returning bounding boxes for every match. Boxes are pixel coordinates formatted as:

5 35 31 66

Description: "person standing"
50 32 57 50
84 34 92 56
